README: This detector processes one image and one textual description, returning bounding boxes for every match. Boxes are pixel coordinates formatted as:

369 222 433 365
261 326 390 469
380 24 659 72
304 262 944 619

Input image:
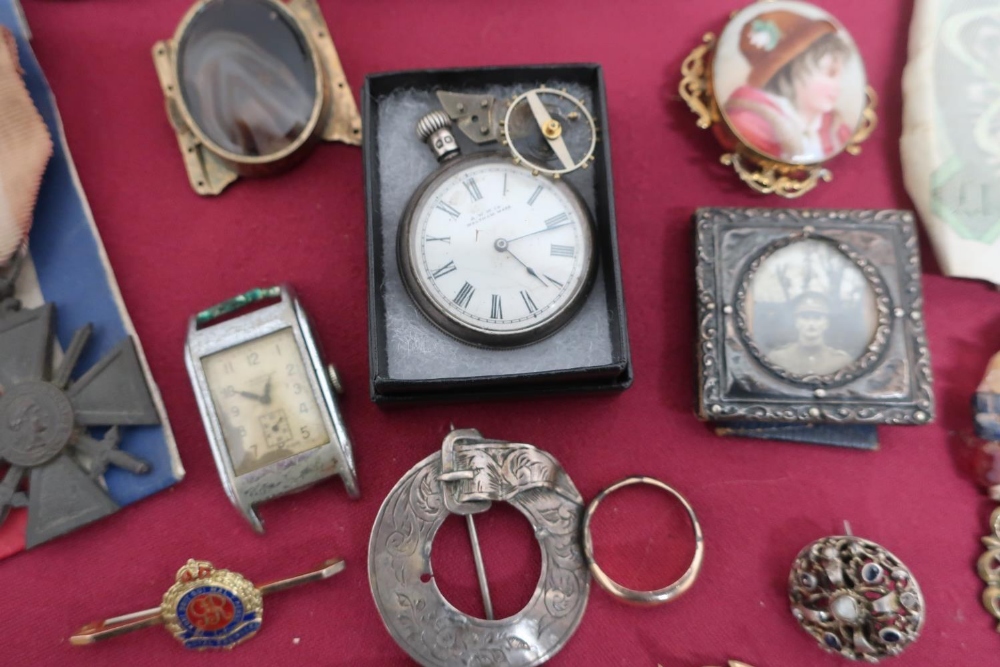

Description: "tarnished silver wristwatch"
185 285 359 531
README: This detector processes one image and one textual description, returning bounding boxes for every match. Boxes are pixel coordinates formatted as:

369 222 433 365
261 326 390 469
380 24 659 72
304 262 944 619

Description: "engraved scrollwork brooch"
368 428 590 667
679 0 877 198
789 534 924 661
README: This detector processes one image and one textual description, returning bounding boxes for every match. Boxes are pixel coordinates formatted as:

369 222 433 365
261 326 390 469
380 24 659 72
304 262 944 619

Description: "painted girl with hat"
723 9 856 164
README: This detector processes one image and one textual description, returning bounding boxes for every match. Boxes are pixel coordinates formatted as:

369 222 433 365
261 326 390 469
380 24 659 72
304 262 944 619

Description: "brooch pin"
788 528 924 661
369 428 590 666
71 557 344 650
679 0 877 197
967 350 1000 631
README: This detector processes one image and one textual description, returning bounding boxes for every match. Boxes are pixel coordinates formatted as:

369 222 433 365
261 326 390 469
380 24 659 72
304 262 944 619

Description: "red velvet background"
3 1 999 665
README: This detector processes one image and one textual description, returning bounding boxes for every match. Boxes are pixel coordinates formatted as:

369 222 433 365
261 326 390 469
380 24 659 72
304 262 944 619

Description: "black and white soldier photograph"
747 238 877 376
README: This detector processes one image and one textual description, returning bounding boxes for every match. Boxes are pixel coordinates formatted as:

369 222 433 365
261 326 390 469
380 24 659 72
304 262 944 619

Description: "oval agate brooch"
152 0 361 195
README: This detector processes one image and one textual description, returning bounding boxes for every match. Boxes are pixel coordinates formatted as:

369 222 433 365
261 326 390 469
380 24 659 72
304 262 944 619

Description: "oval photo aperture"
747 238 877 377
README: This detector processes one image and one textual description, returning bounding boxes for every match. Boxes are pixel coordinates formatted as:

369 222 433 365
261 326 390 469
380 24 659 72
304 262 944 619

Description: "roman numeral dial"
544 212 569 229
431 261 457 279
520 290 538 313
550 244 575 258
454 282 475 309
404 158 596 345
491 295 503 320
435 201 460 218
463 178 483 201
527 185 543 206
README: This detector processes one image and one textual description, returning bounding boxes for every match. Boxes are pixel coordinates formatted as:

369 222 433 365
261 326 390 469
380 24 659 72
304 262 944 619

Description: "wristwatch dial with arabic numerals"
184 285 359 533
399 118 596 348
201 328 329 477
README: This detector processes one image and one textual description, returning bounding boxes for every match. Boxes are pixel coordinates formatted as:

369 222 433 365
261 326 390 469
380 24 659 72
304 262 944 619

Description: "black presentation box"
363 64 631 404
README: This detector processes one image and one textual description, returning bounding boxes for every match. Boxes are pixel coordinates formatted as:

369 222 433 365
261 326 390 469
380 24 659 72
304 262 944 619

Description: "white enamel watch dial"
400 151 596 347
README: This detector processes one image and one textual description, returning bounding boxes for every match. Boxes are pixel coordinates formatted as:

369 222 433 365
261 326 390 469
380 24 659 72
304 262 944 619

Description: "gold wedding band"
583 476 704 605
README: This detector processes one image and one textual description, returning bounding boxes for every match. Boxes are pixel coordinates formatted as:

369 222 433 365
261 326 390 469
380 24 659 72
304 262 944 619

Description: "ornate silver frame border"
695 208 934 425
734 233 894 388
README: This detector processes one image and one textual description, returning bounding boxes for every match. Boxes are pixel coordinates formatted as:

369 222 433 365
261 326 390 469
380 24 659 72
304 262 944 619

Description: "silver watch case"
397 151 597 348
184 285 359 531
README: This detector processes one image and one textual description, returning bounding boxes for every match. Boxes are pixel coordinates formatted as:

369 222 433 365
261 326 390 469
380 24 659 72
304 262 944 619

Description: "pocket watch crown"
417 111 460 162
416 110 453 142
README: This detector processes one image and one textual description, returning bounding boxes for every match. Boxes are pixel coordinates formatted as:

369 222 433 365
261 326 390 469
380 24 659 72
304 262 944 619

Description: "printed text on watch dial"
413 163 589 333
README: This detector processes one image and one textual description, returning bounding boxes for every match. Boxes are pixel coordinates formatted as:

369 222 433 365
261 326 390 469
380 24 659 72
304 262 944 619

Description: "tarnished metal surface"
695 208 934 427
185 285 359 532
369 428 589 667
789 535 924 661
0 298 158 547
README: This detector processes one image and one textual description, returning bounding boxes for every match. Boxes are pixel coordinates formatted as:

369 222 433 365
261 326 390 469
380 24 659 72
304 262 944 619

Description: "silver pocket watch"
397 87 599 348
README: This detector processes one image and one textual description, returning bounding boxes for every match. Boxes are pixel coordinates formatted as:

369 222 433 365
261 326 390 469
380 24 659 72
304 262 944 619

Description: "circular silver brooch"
368 429 589 666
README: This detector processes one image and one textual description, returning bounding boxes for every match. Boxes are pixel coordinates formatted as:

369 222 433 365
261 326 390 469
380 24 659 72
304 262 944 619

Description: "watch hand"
506 222 571 244
237 390 266 403
261 377 273 405
526 90 575 170
504 247 549 287
525 266 549 287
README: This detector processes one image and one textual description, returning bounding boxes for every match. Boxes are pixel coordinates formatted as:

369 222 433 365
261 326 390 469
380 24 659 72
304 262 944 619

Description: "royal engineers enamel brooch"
71 557 345 650
160 560 264 650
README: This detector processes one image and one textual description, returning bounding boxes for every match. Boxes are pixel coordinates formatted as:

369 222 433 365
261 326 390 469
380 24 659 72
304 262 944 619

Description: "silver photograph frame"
695 208 934 426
